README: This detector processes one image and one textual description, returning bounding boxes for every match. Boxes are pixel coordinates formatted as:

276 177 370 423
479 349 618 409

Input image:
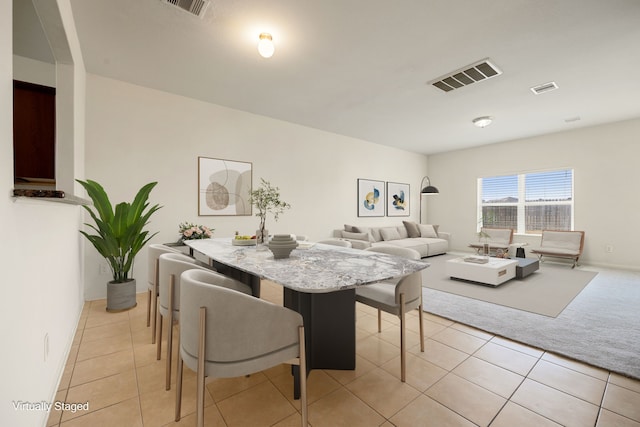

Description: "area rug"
421 256 640 380
422 254 597 317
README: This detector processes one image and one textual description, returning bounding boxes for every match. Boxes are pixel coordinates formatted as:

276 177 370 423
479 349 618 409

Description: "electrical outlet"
99 263 108 274
606 245 614 253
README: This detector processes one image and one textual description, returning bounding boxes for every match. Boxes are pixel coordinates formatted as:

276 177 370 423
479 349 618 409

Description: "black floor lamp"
419 176 439 224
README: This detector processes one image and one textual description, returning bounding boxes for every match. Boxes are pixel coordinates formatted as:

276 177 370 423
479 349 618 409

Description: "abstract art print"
357 179 385 217
198 157 252 216
386 182 409 216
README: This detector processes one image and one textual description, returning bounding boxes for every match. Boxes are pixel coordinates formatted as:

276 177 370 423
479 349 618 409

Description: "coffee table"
446 257 518 286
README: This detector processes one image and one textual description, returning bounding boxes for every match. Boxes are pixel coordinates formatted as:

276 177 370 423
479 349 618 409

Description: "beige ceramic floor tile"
47 389 67 427
425 373 506 427
528 359 606 405
62 369 138 422
511 379 599 427
474 342 538 376
216 381 296 427
491 402 563 427
432 327 488 354
167 403 227 427
206 371 269 402
76 333 133 362
390 394 476 427
411 338 469 371
81 320 131 343
422 312 455 327
602 383 640 422
380 352 448 392
271 369 341 407
59 397 142 427
490 336 544 358
308 388 385 427
356 334 402 366
324 355 377 385
345 368 421 418
70 349 135 387
452 356 524 399
376 324 421 349
609 373 640 394
450 322 494 341
541 352 609 380
597 409 640 427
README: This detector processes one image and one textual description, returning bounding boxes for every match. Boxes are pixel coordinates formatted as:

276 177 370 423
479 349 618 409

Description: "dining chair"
356 246 425 382
147 244 182 344
176 268 308 427
157 253 252 390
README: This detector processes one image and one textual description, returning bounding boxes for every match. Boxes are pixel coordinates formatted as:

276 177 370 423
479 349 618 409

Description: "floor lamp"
419 176 439 224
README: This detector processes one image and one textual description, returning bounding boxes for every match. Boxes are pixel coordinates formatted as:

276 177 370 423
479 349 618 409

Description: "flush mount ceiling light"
257 33 275 58
472 116 493 128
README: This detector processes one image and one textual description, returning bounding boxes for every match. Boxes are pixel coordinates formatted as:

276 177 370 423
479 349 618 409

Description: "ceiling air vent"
162 0 210 18
530 81 559 95
429 59 502 92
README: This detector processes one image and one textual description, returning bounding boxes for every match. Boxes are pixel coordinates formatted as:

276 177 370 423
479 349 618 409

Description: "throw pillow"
403 221 420 238
344 224 356 232
418 224 438 238
380 227 402 241
341 231 370 241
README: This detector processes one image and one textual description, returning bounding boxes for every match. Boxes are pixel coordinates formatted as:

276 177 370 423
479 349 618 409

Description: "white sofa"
332 221 449 258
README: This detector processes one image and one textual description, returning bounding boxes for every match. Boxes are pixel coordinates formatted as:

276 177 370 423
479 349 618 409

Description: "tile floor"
48 280 640 427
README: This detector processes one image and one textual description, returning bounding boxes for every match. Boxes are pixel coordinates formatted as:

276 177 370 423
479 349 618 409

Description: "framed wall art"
357 179 385 217
386 182 410 217
198 157 252 216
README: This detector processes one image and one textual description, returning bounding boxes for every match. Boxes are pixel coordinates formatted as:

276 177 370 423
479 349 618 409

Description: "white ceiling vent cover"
530 81 559 95
162 0 210 18
429 59 502 92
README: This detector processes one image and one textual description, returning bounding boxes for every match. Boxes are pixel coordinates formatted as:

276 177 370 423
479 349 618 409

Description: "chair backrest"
179 269 303 377
540 230 585 252
318 239 352 248
365 245 423 306
480 228 514 246
158 252 208 313
147 244 182 285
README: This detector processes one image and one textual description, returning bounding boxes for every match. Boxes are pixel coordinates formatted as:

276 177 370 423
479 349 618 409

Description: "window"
478 169 574 234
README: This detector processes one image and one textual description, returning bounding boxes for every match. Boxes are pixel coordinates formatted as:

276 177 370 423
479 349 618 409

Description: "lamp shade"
420 176 439 194
258 33 275 58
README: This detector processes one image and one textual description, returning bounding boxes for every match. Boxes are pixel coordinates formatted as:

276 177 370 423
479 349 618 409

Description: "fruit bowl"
232 238 257 246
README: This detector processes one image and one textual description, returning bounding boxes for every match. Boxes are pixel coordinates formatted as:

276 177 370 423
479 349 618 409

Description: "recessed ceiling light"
257 33 275 58
530 81 559 95
472 116 493 128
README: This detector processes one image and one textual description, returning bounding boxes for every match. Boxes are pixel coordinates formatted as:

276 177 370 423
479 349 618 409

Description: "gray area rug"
421 255 640 379
423 255 597 317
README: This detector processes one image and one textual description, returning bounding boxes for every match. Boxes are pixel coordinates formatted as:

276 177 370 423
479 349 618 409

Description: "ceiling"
15 0 640 155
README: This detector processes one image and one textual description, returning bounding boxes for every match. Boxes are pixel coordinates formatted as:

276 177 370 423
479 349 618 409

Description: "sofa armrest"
437 231 450 242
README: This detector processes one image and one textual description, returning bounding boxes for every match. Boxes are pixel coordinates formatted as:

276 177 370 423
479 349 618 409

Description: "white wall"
427 118 640 270
83 74 429 299
1 1 86 425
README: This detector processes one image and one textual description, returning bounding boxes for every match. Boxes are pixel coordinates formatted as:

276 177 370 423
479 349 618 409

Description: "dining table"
184 237 430 398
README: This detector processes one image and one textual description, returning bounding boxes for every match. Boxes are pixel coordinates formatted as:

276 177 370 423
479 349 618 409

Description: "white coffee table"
446 257 518 287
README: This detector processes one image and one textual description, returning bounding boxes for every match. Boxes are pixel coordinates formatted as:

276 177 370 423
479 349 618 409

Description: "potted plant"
248 178 291 243
77 179 162 312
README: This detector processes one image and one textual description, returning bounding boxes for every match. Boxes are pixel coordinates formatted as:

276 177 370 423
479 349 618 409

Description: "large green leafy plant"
77 179 162 283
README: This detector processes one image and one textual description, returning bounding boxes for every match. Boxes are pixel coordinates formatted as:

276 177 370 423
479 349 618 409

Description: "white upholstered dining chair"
356 246 425 382
147 244 182 344
176 268 308 427
157 252 252 390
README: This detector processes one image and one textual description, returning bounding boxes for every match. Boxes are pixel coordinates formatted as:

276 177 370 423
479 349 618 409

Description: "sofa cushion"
397 226 409 239
418 224 438 238
344 224 357 232
341 231 371 242
380 227 402 241
355 226 382 242
403 221 420 238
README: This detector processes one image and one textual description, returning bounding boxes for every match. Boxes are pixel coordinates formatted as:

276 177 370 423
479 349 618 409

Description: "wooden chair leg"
156 310 163 360
175 352 183 421
377 309 382 333
197 307 206 427
418 302 425 352
146 289 151 327
298 325 307 427
399 293 406 382
151 259 159 344
166 274 175 391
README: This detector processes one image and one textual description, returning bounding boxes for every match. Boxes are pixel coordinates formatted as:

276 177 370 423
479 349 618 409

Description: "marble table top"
185 238 430 293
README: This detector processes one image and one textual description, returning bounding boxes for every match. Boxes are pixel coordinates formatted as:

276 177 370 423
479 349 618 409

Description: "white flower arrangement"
178 222 213 241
